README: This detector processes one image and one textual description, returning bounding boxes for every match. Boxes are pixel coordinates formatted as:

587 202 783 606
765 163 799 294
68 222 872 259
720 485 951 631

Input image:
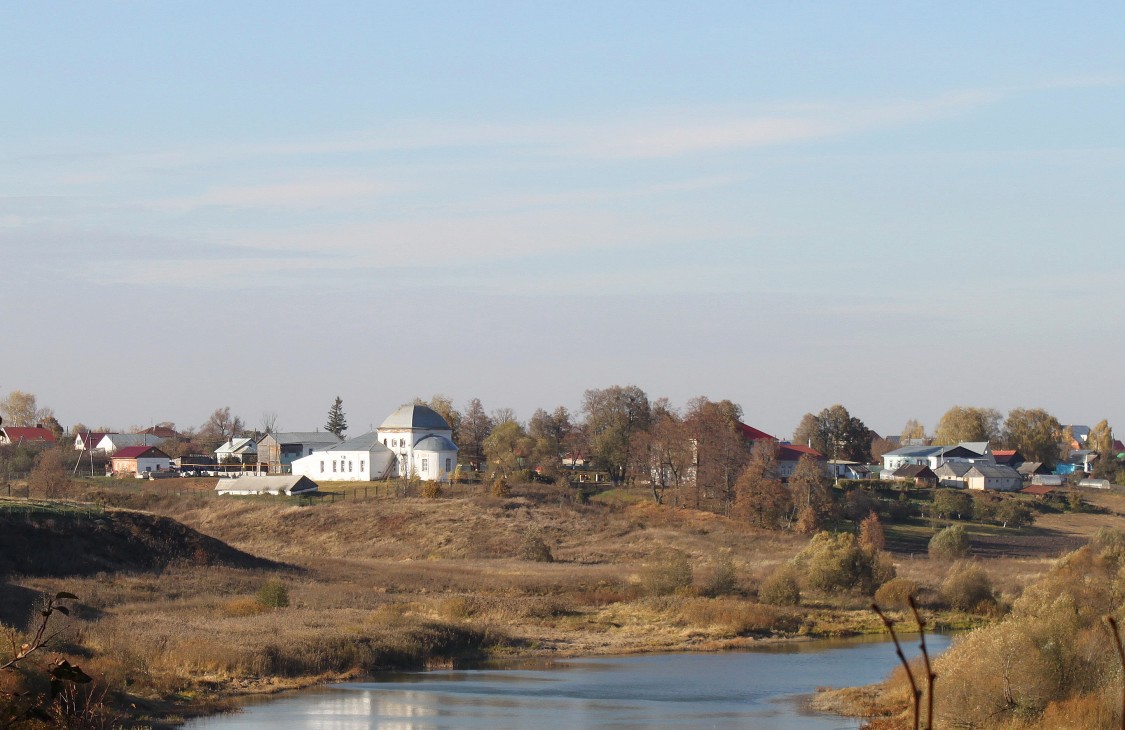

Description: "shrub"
222 596 269 617
873 578 918 610
421 481 442 499
256 579 290 609
758 566 801 606
995 499 1034 528
941 561 994 611
929 524 971 560
704 550 738 597
520 530 554 563
857 513 885 552
642 549 694 596
792 531 895 595
490 477 510 498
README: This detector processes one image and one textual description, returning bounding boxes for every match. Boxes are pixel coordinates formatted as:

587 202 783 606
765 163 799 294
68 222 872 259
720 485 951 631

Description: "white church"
291 404 459 482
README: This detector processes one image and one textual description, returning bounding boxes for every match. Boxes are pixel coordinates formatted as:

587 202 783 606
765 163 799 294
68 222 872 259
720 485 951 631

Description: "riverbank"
4 480 1105 727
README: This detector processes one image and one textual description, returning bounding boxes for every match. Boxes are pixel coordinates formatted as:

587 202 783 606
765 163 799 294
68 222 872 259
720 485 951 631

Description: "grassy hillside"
2 479 1122 727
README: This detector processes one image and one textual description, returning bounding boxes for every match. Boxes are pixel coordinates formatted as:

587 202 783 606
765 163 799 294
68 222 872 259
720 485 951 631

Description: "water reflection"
188 634 952 730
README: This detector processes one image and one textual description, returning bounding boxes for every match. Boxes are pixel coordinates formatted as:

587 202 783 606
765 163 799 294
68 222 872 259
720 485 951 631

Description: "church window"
360 460 365 471
421 458 429 472
332 461 337 472
348 461 353 472
320 461 324 473
446 458 452 472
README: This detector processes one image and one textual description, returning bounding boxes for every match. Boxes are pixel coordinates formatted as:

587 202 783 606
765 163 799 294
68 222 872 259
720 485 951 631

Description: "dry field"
4 480 1123 725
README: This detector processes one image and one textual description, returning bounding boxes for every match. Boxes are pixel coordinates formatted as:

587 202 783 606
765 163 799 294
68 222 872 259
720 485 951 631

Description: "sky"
2 2 1124 439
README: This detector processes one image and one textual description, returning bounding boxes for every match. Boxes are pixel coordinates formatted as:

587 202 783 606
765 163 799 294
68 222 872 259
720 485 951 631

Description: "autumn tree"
582 385 651 485
685 397 749 514
425 395 462 445
900 419 926 442
1002 408 1062 468
858 513 885 552
0 390 53 427
29 448 71 499
528 406 573 478
792 404 872 463
789 455 833 533
933 489 973 520
933 406 1002 446
629 402 692 505
1087 419 1114 454
483 420 536 477
734 440 790 528
200 407 245 445
459 398 493 470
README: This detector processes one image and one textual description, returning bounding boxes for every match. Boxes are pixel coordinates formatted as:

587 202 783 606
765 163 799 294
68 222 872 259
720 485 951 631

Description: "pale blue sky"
2 2 1123 438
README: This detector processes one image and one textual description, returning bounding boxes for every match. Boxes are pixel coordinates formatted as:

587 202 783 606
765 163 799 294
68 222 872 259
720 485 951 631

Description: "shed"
215 475 319 496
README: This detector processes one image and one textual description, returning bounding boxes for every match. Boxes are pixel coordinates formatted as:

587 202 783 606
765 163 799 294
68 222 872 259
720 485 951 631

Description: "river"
186 633 952 729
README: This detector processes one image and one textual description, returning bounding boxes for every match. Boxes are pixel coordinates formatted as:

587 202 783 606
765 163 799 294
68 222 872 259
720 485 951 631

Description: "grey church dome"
379 405 451 431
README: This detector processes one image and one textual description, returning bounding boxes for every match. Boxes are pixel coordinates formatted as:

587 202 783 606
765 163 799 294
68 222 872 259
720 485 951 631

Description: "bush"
222 596 269 617
642 549 694 596
256 579 290 609
520 530 554 563
929 524 971 560
758 566 801 606
995 499 1034 528
941 561 994 612
704 550 738 597
792 531 895 595
421 481 442 498
873 578 919 610
490 476 510 498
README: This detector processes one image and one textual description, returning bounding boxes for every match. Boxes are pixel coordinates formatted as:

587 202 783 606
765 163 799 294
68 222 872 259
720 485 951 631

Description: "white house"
215 475 319 496
215 437 258 464
292 432 396 482
965 464 1022 491
110 446 173 476
96 433 164 454
934 461 973 488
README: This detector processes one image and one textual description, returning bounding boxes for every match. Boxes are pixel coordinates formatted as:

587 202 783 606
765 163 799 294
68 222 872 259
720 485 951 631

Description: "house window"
320 461 324 473
446 458 452 472
421 458 428 472
348 461 353 472
308 448 313 455
383 439 388 445
360 460 365 471
333 461 337 472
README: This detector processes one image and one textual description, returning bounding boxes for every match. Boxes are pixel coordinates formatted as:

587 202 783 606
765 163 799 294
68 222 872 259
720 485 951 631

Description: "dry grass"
5 479 1108 726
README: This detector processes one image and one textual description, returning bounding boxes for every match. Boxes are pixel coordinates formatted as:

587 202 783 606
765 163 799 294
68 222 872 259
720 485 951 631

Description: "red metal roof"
2 427 56 444
111 446 169 459
78 431 109 448
736 422 776 441
779 443 825 461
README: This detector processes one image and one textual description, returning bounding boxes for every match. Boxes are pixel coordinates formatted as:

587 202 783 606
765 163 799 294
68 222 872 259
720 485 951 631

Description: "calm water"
186 633 951 730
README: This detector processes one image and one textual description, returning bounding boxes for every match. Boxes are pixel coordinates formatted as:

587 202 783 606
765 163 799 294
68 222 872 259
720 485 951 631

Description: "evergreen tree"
325 396 347 437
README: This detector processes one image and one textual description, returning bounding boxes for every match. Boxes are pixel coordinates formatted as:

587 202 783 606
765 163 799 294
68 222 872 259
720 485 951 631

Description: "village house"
889 463 938 487
110 446 172 476
292 432 395 482
0 426 57 447
95 433 164 454
214 437 258 464
258 431 343 473
965 464 1022 491
934 461 973 488
74 431 111 451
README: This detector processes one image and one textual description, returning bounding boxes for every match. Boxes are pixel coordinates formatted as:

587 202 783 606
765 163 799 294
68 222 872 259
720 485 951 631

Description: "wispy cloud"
150 178 400 213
